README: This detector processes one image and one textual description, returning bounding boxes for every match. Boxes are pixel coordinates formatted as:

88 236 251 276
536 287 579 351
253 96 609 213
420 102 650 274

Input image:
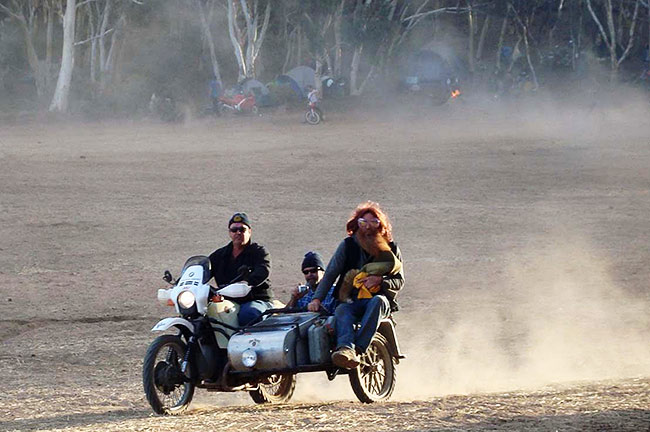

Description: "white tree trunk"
227 0 271 80
88 5 97 83
227 0 247 80
50 0 77 112
101 14 124 92
586 0 640 82
198 0 222 84
496 16 508 71
333 1 344 77
98 0 112 81
45 1 54 90
349 45 363 96
467 1 475 73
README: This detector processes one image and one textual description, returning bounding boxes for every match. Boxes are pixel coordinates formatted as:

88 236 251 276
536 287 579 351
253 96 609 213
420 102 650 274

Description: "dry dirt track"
1 99 649 431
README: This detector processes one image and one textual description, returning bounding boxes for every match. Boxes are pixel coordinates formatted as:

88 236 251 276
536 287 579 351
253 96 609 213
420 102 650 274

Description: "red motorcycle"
217 92 259 115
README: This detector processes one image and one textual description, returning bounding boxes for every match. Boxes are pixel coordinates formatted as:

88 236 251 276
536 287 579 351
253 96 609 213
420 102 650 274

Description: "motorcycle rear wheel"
143 334 195 415
349 333 396 403
249 374 296 404
305 110 321 125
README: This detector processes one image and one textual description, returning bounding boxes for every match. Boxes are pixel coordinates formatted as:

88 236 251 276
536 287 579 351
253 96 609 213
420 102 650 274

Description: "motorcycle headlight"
242 349 257 368
177 290 196 309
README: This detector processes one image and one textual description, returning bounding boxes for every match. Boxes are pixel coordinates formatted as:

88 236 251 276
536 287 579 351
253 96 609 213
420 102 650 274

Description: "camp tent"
241 78 272 106
280 66 316 98
241 78 270 96
404 50 453 84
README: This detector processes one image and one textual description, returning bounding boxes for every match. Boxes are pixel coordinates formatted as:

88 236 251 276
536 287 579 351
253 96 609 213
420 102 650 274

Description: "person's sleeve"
379 245 404 303
314 240 347 301
247 245 271 288
208 249 220 284
323 286 337 314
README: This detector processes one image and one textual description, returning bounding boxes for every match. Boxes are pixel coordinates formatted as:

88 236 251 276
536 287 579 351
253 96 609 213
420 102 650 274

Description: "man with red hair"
308 201 404 369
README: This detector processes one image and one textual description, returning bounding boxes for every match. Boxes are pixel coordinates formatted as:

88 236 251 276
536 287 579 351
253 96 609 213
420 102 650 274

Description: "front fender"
377 319 405 362
151 317 194 333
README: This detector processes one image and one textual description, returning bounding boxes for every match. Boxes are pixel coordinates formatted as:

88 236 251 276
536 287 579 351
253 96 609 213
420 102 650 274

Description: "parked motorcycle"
217 92 259 115
143 255 405 415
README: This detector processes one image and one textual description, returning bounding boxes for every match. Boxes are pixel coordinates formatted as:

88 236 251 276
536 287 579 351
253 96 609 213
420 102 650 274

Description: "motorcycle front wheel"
305 110 321 125
349 333 396 403
143 334 195 415
249 374 296 404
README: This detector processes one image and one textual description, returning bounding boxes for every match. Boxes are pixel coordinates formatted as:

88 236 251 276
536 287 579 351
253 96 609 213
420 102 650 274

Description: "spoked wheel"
251 105 260 115
305 110 321 125
249 374 296 404
143 335 195 415
349 333 396 403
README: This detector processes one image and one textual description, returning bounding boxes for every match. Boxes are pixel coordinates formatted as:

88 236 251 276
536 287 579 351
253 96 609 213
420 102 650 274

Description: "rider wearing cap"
208 212 274 325
286 251 337 314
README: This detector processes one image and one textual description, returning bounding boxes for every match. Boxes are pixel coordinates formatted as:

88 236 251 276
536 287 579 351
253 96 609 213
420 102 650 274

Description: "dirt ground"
1 97 649 431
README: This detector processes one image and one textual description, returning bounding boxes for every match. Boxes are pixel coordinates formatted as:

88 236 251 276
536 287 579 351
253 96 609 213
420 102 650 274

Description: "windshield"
181 255 211 284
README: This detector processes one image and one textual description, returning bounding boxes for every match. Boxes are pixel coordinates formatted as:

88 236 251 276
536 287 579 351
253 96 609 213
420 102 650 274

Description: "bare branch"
586 0 613 50
617 0 641 66
76 0 97 9
74 27 114 45
0 3 25 22
403 2 491 22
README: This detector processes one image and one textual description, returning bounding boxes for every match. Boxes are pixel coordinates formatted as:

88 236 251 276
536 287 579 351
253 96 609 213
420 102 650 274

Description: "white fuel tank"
207 300 240 348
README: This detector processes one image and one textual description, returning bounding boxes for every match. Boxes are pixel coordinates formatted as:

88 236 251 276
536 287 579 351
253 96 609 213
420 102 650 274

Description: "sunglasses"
302 268 320 275
358 217 381 229
229 226 248 233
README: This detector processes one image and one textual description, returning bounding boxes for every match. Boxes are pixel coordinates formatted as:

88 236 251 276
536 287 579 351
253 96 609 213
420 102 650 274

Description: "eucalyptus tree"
197 0 223 86
225 0 272 80
586 0 642 80
75 0 130 94
345 0 441 95
0 0 56 99
49 0 142 112
49 0 75 112
299 0 344 88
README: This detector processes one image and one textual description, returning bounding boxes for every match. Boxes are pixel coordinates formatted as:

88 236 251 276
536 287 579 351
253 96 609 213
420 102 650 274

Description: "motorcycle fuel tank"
207 300 239 348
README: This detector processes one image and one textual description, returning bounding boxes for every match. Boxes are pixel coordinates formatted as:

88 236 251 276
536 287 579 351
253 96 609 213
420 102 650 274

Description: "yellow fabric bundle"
353 271 382 299
338 250 402 302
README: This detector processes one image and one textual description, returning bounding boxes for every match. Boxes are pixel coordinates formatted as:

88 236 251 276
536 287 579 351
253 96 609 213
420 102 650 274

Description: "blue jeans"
238 300 273 326
334 295 390 353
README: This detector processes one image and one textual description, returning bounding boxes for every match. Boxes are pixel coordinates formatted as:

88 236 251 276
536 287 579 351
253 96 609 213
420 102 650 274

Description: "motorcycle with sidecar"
143 255 405 415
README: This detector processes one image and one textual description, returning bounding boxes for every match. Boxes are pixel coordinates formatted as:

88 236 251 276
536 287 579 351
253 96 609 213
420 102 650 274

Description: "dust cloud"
290 232 650 403
393 231 650 400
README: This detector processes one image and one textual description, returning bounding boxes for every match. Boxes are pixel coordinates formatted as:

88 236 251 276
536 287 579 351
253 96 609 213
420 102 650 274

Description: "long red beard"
356 230 390 257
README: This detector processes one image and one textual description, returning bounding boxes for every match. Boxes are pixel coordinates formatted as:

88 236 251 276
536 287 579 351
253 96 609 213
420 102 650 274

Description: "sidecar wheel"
143 335 195 415
349 333 395 403
249 374 296 404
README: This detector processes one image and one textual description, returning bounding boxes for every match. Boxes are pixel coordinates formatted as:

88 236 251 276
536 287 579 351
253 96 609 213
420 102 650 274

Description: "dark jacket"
208 242 273 303
315 236 404 312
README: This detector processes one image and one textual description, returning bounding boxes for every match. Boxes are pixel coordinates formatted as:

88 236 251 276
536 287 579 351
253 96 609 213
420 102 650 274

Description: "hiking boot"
331 347 360 369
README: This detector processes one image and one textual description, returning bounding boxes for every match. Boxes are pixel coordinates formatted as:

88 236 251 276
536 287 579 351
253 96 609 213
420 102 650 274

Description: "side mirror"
163 270 173 284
